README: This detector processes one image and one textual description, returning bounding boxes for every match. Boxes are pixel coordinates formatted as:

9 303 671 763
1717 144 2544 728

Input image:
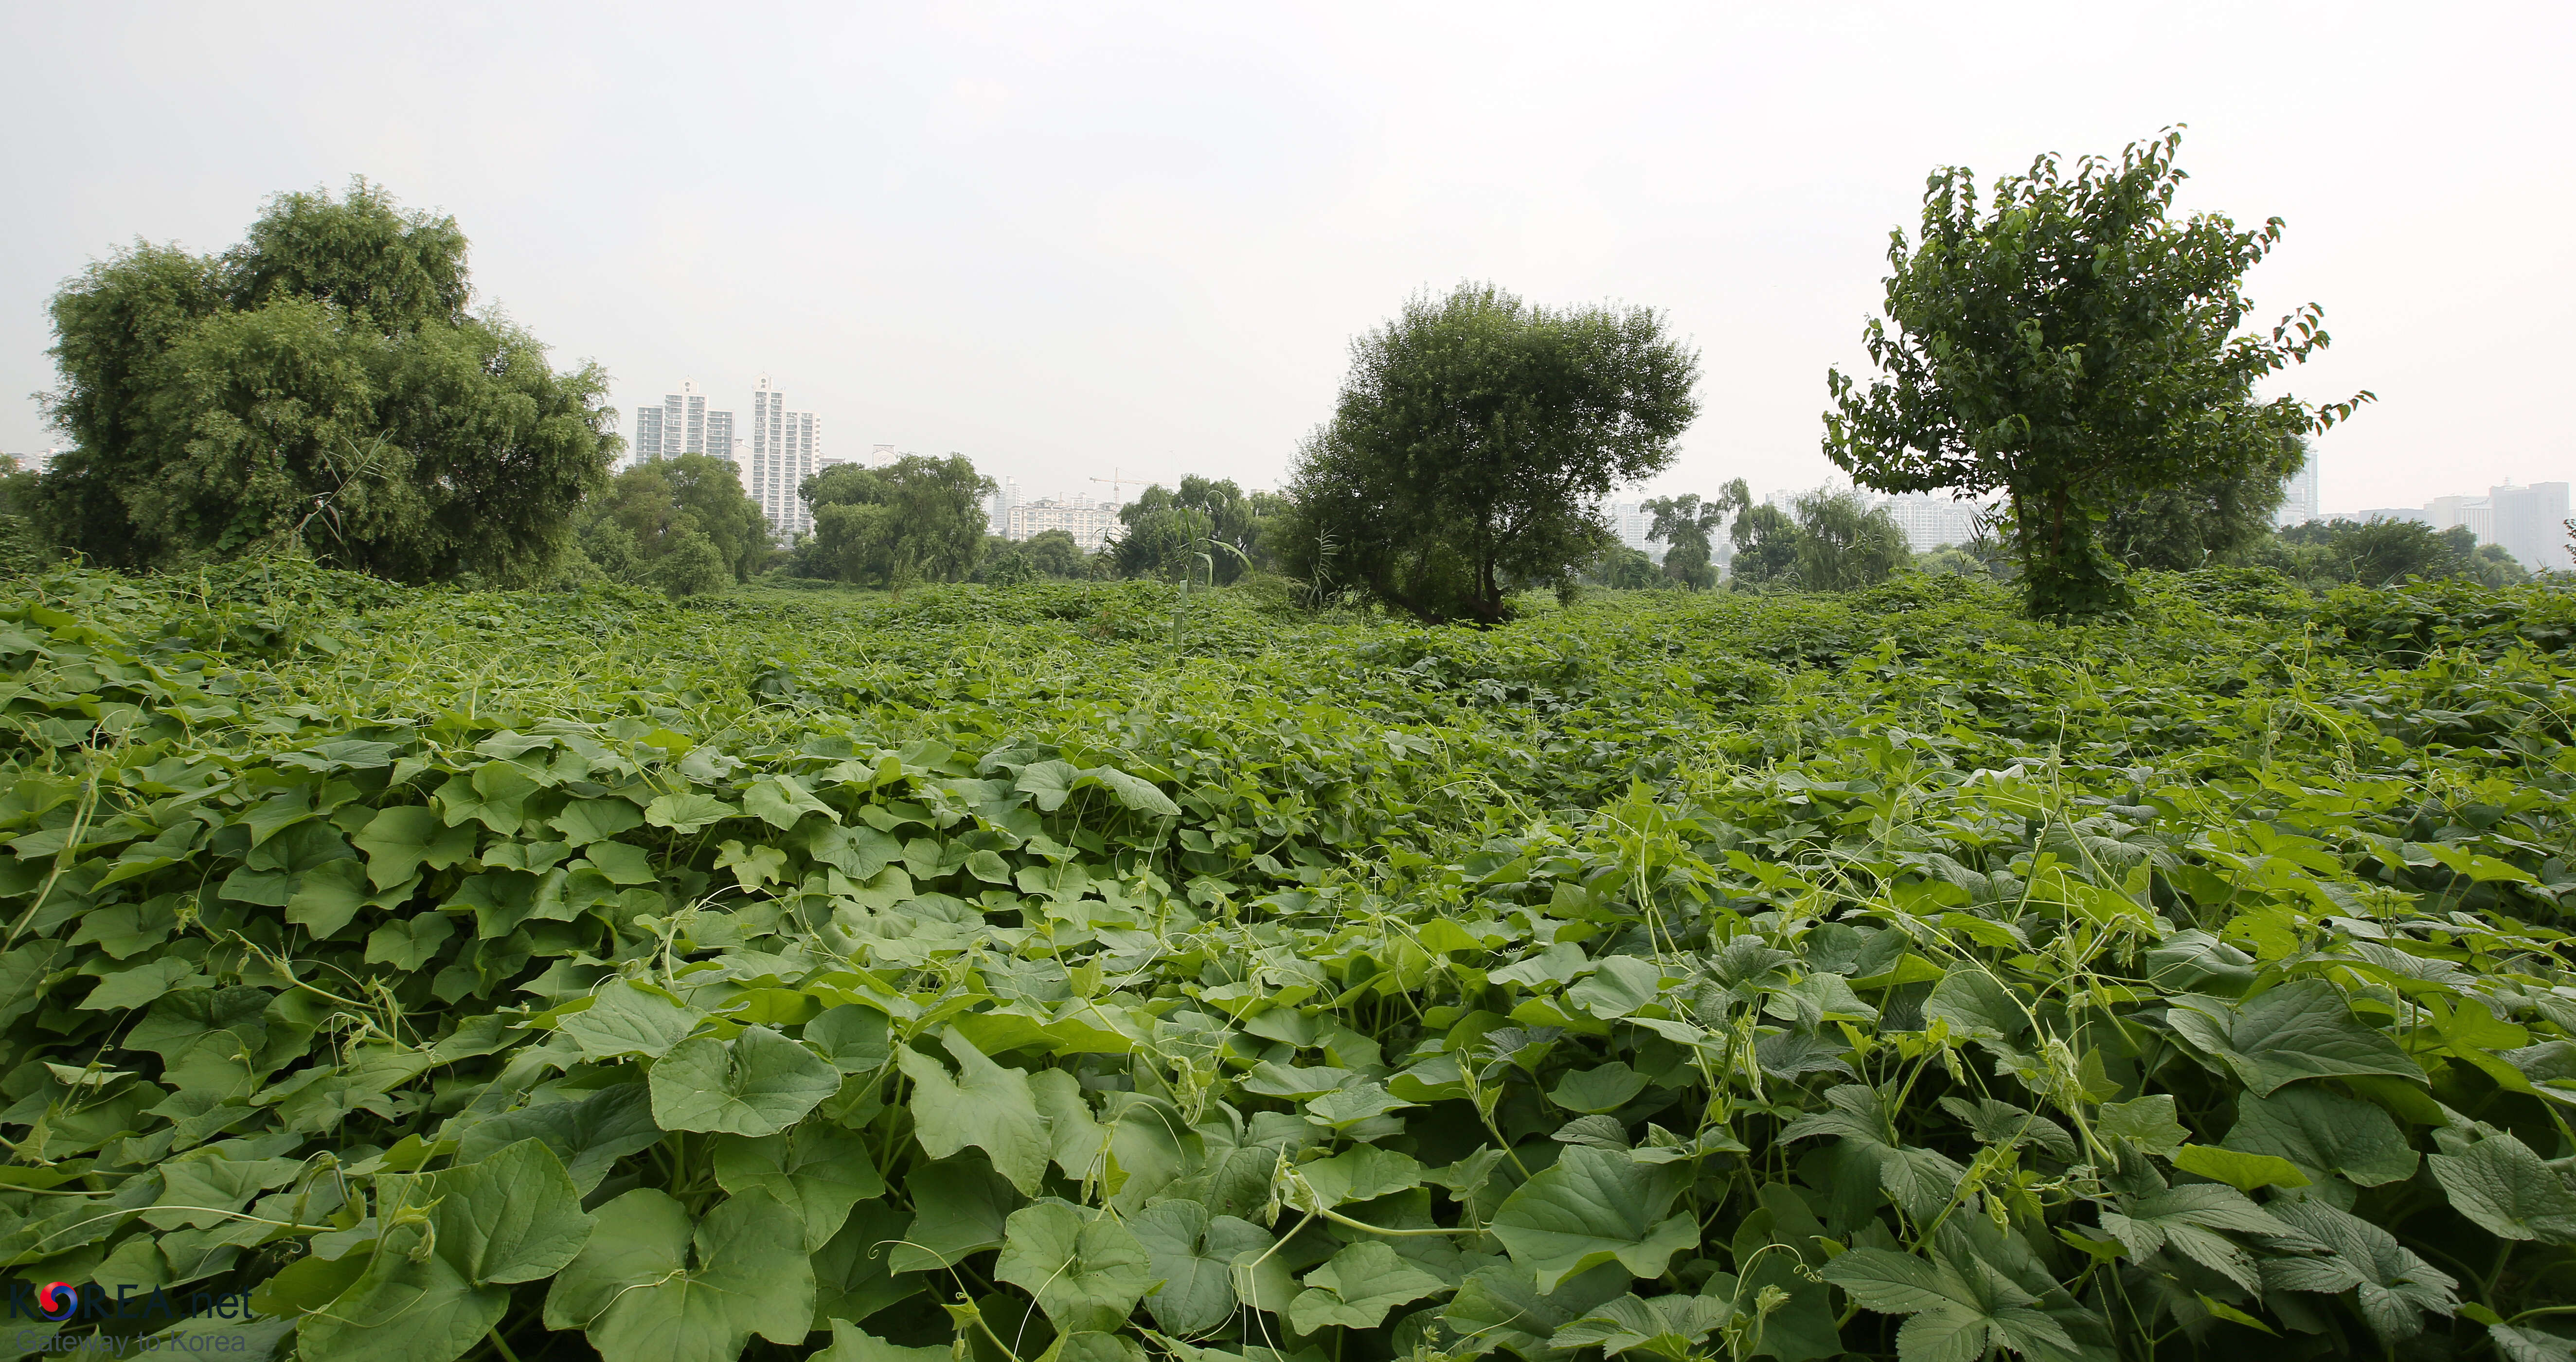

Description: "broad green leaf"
2224 1086 2416 1187
457 1080 664 1196
564 980 704 1060
1778 1084 1967 1221
896 1028 1051 1194
439 763 539 834
552 797 646 846
543 1187 815 1362
2096 1094 2188 1156
294 1219 506 1362
354 806 475 889
80 957 206 1011
1921 970 2028 1041
2165 981 2422 1096
889 1157 1025 1272
2488 1323 2576 1362
1016 760 1080 812
425 1138 597 1285
582 840 657 885
1128 1200 1273 1336
819 1322 953 1362
1443 1261 1631 1362
2264 1199 2460 1345
1295 1146 1424 1207
650 1024 840 1136
1821 1248 2076 1362
1549 1292 1732 1361
1565 957 1664 1020
1549 1061 1648 1113
1489 1145 1699 1290
2171 1144 2310 1193
364 912 455 971
646 791 738 833
993 1201 1155 1332
807 1004 893 1074
1288 1240 1446 1332
1085 766 1180 817
284 858 374 939
812 1200 923 1331
805 823 902 879
745 773 835 830
714 1121 886 1250
2428 1128 2576 1243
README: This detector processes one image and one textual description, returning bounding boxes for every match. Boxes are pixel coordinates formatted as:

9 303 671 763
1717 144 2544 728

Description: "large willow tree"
33 179 615 583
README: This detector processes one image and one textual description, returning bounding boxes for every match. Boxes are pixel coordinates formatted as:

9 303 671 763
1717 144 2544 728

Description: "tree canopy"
1281 283 1700 624
1115 477 1271 583
32 179 614 583
2100 430 2305 571
976 529 1091 585
1824 129 2368 617
571 454 771 593
796 454 994 592
1643 483 1746 591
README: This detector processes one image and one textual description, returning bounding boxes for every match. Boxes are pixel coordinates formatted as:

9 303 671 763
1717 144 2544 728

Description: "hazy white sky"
4 2 2569 513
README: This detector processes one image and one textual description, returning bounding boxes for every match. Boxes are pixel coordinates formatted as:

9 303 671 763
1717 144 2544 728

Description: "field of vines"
3 562 2574 1362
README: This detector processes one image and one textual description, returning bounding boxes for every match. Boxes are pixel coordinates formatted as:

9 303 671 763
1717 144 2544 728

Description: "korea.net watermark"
7 1280 267 1354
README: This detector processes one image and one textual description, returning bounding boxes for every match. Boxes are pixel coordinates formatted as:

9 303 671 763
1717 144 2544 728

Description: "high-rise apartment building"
2488 481 2569 571
2426 495 2494 543
2277 455 2321 527
1873 494 1990 551
630 380 733 468
748 377 820 536
1004 496 1123 551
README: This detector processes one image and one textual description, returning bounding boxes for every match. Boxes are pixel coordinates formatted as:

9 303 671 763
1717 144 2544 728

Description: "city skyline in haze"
3 3 2570 515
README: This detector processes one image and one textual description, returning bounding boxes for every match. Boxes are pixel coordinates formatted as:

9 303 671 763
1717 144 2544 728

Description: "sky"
3 1 2570 515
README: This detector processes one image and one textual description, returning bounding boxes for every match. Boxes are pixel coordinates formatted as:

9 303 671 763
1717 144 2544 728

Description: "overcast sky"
4 2 2569 514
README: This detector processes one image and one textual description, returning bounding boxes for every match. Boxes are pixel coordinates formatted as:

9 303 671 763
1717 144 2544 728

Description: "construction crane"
1088 467 1157 502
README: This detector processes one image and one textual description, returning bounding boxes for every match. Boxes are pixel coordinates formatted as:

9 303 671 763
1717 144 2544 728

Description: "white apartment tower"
631 380 733 467
2277 455 2321 527
749 377 820 536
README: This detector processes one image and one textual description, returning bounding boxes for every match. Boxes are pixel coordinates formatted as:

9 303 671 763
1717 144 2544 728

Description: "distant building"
2277 455 2321 526
1872 493 1990 552
2488 481 2570 570
632 380 733 467
2426 495 2490 541
748 377 819 537
1004 496 1122 552
990 478 1022 531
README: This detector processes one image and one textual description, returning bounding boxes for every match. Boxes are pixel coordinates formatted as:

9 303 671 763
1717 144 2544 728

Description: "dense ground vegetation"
2 565 2573 1362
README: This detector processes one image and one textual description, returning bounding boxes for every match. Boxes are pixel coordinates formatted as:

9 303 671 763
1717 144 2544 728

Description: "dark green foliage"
1644 485 1739 591
1728 502 1802 590
2255 518 2530 590
2103 430 2307 570
32 180 613 583
1282 283 1701 625
577 454 772 587
975 530 1091 585
1788 489 1912 591
1825 130 2369 617
797 455 995 593
1116 477 1270 583
1582 544 1662 590
4 560 2575 1362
